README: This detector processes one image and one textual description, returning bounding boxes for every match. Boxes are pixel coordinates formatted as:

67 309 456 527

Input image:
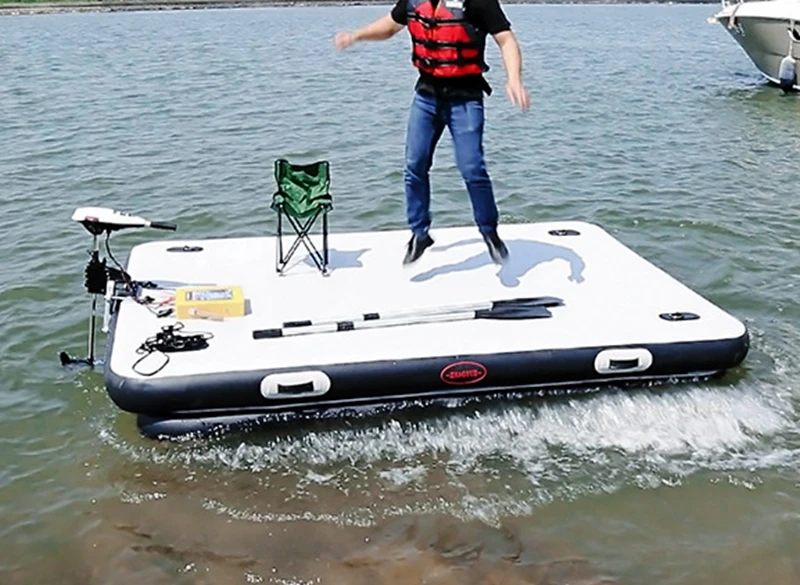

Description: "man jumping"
334 0 530 265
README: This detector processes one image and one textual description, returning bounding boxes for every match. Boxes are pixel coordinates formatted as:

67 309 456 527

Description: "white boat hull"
712 0 800 89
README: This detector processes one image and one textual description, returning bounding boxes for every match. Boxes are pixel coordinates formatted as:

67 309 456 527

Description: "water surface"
1 4 799 584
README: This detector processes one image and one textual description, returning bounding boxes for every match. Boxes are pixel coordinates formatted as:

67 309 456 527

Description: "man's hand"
334 31 356 51
493 30 530 112
333 15 403 50
505 78 530 111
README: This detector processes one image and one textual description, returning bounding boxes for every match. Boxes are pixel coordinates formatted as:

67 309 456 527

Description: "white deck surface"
108 222 746 380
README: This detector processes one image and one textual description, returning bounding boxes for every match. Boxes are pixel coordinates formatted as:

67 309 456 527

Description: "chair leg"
276 209 285 274
283 213 327 274
323 211 329 271
285 215 317 263
273 208 330 276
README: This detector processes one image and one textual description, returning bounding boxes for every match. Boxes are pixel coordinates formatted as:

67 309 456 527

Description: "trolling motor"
60 207 177 368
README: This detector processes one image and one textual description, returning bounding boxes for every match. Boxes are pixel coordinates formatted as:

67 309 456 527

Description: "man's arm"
492 30 530 111
334 14 405 50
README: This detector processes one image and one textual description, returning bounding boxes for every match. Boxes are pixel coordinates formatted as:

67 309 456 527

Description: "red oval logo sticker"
440 361 488 385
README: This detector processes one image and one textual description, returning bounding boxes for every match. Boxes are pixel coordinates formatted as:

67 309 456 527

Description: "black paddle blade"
490 296 563 309
475 305 556 320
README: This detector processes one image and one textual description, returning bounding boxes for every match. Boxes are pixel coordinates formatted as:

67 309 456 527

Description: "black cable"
132 322 213 377
104 232 136 295
104 232 173 318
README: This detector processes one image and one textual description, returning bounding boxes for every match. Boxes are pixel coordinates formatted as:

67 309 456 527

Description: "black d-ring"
659 312 700 322
167 245 203 253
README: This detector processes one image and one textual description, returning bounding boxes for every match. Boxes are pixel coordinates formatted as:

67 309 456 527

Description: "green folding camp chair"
271 159 333 275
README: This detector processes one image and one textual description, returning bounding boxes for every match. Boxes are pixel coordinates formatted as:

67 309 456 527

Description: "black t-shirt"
391 0 511 99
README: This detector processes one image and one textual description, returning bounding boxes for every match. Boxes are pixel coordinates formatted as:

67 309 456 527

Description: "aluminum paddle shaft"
253 296 563 339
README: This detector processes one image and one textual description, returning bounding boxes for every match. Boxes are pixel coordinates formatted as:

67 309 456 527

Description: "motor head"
72 207 177 235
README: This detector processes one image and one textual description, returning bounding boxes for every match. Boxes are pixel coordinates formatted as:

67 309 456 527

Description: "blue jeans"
404 90 499 238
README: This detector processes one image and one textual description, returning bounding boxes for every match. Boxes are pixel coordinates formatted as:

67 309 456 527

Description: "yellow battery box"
175 286 245 320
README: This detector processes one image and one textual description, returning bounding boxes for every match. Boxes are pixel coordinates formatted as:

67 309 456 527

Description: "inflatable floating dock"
63 209 749 439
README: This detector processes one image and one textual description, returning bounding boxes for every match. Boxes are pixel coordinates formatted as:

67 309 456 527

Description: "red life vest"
406 0 488 78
